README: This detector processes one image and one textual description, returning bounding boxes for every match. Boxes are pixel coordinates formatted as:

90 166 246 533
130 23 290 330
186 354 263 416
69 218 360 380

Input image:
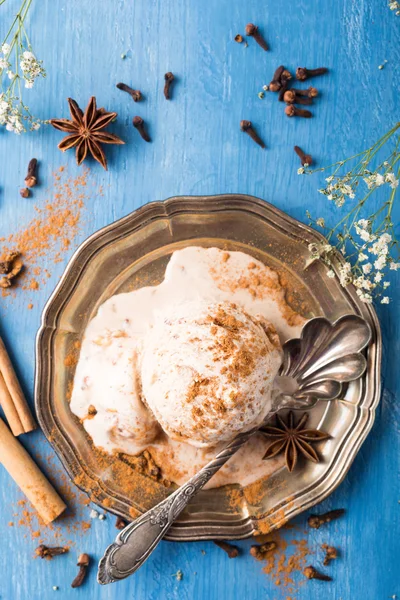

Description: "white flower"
298 167 305 175
327 269 335 278
359 252 368 262
357 219 369 230
385 172 399 188
22 50 35 60
322 244 332 253
374 272 383 283
7 70 15 79
381 297 390 304
359 229 372 242
25 81 34 89
1 43 10 55
375 173 385 186
356 289 373 304
327 194 334 201
316 217 325 227
389 262 400 270
31 121 40 130
325 175 334 183
362 263 372 274
0 57 10 69
383 281 390 288
374 255 386 270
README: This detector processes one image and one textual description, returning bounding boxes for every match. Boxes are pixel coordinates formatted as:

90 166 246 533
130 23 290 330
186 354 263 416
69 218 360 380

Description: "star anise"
50 97 125 170
261 411 330 472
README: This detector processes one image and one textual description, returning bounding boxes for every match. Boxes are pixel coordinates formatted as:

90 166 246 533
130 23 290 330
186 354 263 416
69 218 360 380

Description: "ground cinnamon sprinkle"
250 528 312 598
0 166 90 297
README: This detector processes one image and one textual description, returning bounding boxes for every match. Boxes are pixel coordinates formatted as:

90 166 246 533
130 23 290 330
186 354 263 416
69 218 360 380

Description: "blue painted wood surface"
0 1 399 598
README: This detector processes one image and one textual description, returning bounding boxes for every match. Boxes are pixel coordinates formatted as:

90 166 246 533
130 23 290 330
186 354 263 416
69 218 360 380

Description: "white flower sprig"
0 0 46 133
388 1 400 15
300 122 400 305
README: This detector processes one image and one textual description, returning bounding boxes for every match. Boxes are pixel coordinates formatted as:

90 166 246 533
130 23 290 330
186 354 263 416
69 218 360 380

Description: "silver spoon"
98 314 371 585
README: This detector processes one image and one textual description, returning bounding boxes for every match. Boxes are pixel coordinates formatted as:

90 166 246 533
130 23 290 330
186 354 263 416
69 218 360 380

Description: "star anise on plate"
50 97 125 170
260 411 330 472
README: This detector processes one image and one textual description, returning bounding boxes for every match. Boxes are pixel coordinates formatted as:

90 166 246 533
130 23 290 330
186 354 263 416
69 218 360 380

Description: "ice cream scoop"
141 300 282 447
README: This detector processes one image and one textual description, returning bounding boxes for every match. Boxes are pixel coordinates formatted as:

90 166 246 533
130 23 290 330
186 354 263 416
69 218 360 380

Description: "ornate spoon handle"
97 426 258 584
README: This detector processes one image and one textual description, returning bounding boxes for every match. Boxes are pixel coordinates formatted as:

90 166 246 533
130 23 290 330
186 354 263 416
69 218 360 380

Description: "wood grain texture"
0 0 399 598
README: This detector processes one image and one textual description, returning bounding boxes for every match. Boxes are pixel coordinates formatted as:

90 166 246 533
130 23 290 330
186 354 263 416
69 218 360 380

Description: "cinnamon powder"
0 166 90 297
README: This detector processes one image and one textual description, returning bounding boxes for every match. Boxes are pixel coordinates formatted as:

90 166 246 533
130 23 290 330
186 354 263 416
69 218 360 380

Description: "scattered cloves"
269 65 285 92
285 105 312 118
296 67 328 81
245 23 268 51
283 90 313 105
71 553 90 588
322 544 338 566
36 544 69 559
116 82 142 102
294 145 313 166
308 509 346 529
164 72 175 100
20 187 30 198
214 541 240 558
115 516 127 530
133 116 151 142
240 120 265 148
291 86 319 98
304 565 332 581
25 158 38 188
250 541 277 560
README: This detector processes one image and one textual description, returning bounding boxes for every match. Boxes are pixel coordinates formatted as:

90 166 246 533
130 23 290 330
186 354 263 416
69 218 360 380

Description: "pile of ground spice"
250 527 312 599
0 166 90 298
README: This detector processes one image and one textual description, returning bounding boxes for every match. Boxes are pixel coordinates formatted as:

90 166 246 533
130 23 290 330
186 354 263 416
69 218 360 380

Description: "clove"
285 105 312 118
116 82 142 102
234 34 243 43
296 67 328 81
322 544 338 566
36 544 69 559
164 72 175 99
283 90 313 105
269 65 285 92
214 541 240 558
250 541 277 560
294 145 312 166
291 86 319 98
71 553 90 588
245 23 268 51
25 158 37 187
277 69 293 100
115 516 128 530
240 120 265 148
304 565 332 582
133 116 151 142
20 187 30 198
308 509 346 529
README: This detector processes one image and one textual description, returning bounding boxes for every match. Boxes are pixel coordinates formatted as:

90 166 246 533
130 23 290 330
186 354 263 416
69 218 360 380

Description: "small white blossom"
325 175 334 183
298 167 305 175
0 57 10 69
1 43 10 55
374 272 383 283
7 70 15 79
316 217 325 227
359 252 368 262
327 269 335 278
381 296 390 304
356 289 373 303
383 281 390 288
362 263 372 274
389 262 400 270
385 172 399 188
374 255 387 270
375 173 385 186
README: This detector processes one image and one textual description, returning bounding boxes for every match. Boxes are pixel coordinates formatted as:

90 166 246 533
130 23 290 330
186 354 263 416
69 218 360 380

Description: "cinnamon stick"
0 336 36 435
0 417 66 523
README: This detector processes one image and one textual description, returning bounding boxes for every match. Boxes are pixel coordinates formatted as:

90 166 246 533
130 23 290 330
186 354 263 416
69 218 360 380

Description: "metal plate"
35 195 381 540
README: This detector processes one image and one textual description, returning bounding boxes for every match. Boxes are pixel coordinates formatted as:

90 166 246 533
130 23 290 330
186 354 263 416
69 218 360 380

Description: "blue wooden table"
0 1 399 598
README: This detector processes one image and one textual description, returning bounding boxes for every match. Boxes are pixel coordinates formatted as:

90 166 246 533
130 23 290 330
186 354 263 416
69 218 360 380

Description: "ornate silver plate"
35 195 381 541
